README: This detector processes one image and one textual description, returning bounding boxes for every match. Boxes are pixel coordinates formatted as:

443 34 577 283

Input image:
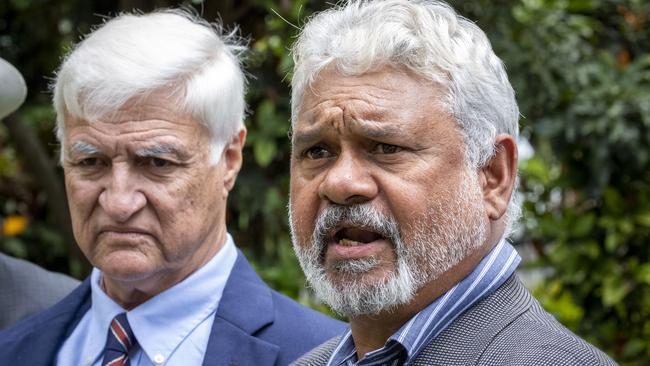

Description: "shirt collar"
327 239 521 366
84 234 238 365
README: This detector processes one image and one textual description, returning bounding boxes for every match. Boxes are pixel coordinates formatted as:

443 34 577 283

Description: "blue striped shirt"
326 239 521 366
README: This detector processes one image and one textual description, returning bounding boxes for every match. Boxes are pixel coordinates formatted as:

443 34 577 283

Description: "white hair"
290 0 521 234
53 8 247 163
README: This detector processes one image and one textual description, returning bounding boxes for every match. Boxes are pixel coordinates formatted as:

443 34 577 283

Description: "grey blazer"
0 253 80 329
292 275 617 366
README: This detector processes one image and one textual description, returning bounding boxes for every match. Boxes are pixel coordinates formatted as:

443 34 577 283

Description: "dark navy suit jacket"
0 250 346 365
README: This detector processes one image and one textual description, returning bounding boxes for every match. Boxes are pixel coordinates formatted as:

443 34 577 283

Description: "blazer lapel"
413 275 532 365
202 251 279 366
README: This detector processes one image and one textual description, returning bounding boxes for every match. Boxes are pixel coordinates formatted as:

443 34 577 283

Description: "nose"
318 152 378 205
98 163 146 223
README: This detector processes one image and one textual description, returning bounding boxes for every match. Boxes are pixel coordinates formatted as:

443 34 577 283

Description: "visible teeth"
340 238 363 246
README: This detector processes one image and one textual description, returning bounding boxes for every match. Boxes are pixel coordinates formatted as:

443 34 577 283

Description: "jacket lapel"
202 251 279 366
413 275 531 365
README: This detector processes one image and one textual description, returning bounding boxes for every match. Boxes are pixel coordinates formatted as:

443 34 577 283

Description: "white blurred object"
517 135 534 162
0 57 27 120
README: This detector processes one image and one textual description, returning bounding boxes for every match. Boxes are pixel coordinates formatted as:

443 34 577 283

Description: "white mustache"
311 204 401 253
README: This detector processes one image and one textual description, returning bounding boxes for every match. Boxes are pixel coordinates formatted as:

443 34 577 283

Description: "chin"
326 263 394 285
313 263 419 318
96 251 159 282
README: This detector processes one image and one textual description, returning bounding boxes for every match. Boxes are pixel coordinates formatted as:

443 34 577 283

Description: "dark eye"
374 143 402 154
305 146 333 160
78 157 102 167
148 158 173 168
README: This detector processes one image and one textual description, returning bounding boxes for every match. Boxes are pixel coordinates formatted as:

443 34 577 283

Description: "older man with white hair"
288 1 616 365
0 9 344 366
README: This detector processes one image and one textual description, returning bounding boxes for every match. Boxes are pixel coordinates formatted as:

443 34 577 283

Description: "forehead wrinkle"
295 82 408 145
347 119 404 140
299 94 388 128
292 117 406 147
302 99 343 125
294 100 343 146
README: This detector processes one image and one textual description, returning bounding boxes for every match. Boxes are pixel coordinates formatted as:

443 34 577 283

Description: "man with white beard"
287 1 617 365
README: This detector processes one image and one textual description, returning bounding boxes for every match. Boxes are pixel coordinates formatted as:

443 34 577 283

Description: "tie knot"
103 313 137 366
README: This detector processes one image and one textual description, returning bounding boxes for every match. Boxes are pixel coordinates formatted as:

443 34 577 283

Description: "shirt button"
154 354 165 364
85 356 93 365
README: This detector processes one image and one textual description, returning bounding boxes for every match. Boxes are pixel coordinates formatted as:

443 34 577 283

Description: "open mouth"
321 225 391 263
332 227 385 246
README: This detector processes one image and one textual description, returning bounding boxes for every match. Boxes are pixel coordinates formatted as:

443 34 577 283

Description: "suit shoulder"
0 279 88 339
0 253 79 289
0 281 91 365
0 253 80 323
479 300 618 365
290 336 341 366
0 296 72 360
413 276 617 366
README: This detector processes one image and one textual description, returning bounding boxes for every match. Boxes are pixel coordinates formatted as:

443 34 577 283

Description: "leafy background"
0 0 648 364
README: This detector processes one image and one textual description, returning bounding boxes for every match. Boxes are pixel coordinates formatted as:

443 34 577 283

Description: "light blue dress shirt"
56 234 238 366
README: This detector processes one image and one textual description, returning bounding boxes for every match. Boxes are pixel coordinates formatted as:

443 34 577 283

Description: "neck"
102 228 227 310
101 280 157 310
348 238 498 359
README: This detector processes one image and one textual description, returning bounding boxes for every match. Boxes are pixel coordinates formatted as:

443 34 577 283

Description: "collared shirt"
57 234 238 366
327 239 521 366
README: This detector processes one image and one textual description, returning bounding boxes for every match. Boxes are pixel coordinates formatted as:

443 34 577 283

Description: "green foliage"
449 1 650 364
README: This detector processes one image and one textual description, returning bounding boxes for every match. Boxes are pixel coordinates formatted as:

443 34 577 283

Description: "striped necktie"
102 313 137 366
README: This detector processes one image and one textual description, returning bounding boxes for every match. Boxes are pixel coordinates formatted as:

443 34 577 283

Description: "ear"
221 127 247 194
480 134 518 221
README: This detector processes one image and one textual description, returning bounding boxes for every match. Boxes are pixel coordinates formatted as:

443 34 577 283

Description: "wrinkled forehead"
65 87 189 124
60 92 210 157
301 64 446 107
293 65 451 136
292 59 451 116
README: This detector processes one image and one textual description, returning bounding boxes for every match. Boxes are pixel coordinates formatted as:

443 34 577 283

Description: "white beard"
289 168 487 317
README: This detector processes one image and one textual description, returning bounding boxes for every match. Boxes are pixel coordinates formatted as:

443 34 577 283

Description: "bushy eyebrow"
69 141 187 160
135 143 186 159
69 141 101 155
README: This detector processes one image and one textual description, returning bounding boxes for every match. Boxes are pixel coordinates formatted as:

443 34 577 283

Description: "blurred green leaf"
602 276 632 307
253 138 277 167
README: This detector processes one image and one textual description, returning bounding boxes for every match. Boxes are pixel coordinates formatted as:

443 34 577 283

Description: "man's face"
63 93 234 295
289 66 488 316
